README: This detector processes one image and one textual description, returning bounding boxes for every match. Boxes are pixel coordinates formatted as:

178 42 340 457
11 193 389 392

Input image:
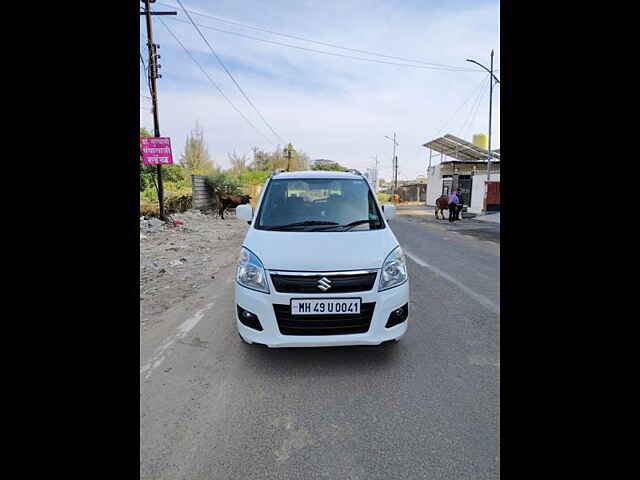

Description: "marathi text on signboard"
140 137 173 165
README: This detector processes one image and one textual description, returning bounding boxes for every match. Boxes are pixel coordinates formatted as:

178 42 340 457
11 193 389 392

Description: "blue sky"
140 0 500 180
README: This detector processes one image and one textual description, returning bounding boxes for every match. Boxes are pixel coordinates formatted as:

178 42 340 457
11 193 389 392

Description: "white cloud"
142 0 500 180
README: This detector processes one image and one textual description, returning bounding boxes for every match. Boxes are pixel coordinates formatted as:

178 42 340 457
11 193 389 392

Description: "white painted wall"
470 173 500 213
425 165 442 206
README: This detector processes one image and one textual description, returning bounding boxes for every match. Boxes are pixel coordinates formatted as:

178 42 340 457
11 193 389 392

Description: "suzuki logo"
317 277 332 291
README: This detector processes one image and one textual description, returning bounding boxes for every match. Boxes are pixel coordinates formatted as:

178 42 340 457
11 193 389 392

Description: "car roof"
271 170 362 180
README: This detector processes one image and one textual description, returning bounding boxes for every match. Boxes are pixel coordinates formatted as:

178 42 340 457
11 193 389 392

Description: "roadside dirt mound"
140 210 248 326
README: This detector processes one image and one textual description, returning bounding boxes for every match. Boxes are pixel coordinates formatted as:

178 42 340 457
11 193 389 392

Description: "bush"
140 199 159 217
204 171 242 195
165 193 192 214
141 187 158 203
140 192 193 217
238 169 270 186
377 193 392 203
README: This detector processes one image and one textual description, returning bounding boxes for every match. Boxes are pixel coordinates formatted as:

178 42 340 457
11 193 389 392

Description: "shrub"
140 199 159 217
238 169 270 186
204 171 242 195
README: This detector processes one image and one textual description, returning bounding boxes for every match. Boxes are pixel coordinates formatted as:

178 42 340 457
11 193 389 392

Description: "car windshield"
254 178 384 232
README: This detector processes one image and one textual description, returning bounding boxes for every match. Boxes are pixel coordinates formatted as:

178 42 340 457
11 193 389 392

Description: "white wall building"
470 173 500 214
422 134 500 213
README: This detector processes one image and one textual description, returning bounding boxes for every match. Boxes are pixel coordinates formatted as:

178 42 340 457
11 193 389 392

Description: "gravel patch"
139 210 248 326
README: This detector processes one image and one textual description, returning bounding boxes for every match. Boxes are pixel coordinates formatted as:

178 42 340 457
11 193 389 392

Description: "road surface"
140 207 500 479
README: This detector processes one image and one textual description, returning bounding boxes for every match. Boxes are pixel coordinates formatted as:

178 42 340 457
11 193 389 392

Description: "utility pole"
141 0 177 220
374 155 379 193
370 155 379 193
487 50 494 181
285 143 293 171
466 52 500 182
384 133 399 200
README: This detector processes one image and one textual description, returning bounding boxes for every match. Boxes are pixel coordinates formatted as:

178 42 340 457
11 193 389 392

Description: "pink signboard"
140 137 173 165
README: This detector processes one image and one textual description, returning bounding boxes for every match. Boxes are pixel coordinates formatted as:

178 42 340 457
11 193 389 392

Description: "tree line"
140 122 350 202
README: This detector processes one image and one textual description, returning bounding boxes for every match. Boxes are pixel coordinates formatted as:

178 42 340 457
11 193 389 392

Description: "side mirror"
236 204 253 224
382 204 395 220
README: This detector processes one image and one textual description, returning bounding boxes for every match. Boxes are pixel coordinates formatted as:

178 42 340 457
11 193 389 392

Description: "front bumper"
235 274 409 348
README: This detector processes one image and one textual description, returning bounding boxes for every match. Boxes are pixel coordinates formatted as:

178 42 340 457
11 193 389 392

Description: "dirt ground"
139 210 248 328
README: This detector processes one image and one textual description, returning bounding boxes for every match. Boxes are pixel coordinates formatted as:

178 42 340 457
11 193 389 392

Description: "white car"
234 170 409 348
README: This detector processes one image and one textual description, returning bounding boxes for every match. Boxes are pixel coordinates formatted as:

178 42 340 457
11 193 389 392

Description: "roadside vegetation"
140 123 316 217
377 193 392 203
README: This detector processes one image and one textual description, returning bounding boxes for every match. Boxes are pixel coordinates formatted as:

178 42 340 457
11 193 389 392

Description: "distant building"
364 168 379 193
397 183 427 203
422 134 500 213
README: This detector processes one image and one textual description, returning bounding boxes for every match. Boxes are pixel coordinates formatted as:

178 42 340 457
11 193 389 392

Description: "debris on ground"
140 210 248 324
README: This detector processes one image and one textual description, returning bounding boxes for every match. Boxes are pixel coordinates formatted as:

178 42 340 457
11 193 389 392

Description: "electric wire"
459 75 490 140
140 51 154 97
434 75 489 138
159 1 480 72
159 18 274 146
167 16 480 73
175 0 285 143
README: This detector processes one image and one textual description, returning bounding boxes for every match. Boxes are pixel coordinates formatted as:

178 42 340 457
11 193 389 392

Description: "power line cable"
167 16 480 73
459 76 490 139
175 0 285 143
458 79 487 140
140 51 153 97
428 76 489 166
159 1 481 72
462 76 489 134
159 18 274 146
434 76 489 138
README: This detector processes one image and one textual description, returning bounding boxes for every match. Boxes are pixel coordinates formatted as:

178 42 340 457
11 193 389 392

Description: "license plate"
291 298 361 315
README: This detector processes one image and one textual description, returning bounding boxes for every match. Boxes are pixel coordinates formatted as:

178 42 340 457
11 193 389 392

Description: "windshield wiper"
340 219 376 231
264 220 339 231
311 219 379 231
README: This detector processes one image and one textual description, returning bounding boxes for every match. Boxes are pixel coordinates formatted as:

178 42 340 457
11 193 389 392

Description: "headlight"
378 246 408 291
236 247 269 293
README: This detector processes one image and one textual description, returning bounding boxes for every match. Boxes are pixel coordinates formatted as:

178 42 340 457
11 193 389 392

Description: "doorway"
458 175 472 206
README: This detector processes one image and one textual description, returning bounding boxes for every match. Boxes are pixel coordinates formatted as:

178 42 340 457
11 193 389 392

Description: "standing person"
447 190 459 222
454 188 463 221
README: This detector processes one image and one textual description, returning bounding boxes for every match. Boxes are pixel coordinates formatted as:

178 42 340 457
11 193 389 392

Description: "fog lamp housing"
385 303 408 328
237 305 263 331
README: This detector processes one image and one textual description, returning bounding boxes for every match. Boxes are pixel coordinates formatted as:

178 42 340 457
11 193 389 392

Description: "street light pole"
466 52 500 182
487 50 494 181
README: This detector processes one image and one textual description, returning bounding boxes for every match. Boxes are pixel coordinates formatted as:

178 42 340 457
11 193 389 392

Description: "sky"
140 0 500 182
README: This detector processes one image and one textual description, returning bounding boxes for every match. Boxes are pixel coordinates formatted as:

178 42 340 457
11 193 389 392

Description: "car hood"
243 228 399 271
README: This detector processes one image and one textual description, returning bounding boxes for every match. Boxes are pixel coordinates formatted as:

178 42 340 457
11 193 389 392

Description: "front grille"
273 302 376 336
270 272 377 294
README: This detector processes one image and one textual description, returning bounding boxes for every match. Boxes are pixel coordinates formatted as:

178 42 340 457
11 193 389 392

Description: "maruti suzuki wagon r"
234 170 409 347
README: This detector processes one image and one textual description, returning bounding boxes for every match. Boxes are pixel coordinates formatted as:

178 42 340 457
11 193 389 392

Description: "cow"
434 194 463 220
215 191 251 220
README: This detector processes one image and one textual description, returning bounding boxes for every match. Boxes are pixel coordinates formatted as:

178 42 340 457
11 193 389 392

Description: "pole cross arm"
140 11 178 15
466 59 500 83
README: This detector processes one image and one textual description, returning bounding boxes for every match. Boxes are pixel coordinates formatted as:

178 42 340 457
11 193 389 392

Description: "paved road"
140 209 500 480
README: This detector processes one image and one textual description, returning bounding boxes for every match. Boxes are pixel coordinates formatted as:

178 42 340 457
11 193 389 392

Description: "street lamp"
466 51 500 181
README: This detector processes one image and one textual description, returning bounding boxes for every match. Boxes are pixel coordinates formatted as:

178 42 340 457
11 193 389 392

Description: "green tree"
205 171 242 195
179 122 215 175
250 144 310 172
228 151 249 174
311 161 348 171
140 127 156 191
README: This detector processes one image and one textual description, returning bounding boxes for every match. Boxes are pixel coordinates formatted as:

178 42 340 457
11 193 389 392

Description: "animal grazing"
434 194 464 220
216 192 251 220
